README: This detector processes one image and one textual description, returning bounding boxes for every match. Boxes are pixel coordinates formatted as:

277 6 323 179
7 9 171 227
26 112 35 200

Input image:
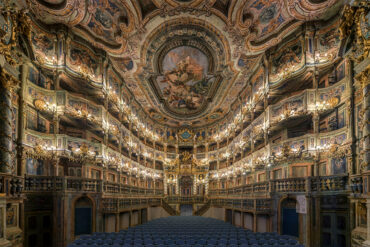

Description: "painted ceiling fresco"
156 46 213 114
27 0 342 128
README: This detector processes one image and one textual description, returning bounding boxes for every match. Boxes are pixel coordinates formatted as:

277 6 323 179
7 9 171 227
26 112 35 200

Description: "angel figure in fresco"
160 55 211 110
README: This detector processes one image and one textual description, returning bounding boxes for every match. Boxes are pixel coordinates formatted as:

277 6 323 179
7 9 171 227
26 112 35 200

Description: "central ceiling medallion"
141 19 232 126
155 45 216 115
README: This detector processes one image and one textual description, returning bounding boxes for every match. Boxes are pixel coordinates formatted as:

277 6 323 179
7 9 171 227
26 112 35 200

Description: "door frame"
278 196 300 238
71 195 96 240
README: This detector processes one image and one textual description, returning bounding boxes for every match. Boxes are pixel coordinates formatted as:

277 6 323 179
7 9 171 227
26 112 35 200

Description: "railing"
194 200 211 216
164 196 207 204
161 199 179 216
0 173 24 198
102 198 162 213
311 175 348 192
24 175 164 196
208 175 349 197
271 177 306 193
209 198 272 214
350 175 364 194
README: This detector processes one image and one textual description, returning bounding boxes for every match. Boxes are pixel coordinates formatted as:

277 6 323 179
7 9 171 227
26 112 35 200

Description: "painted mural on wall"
331 157 346 174
6 205 17 228
27 86 53 103
269 38 304 84
28 66 55 90
66 96 102 123
30 26 55 65
316 20 341 63
26 158 44 175
156 46 215 114
336 61 346 82
271 94 305 122
67 42 102 83
251 68 264 102
318 80 346 105
319 133 347 148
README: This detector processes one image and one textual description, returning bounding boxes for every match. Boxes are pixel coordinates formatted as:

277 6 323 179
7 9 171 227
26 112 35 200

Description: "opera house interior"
0 0 368 246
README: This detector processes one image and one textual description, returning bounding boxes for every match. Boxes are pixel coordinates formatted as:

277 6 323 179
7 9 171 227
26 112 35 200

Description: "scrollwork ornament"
352 3 370 63
0 67 19 92
355 65 370 91
0 6 17 66
339 5 355 40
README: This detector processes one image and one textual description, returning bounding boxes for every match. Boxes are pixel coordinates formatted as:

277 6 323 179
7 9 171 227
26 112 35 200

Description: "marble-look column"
363 198 370 247
0 68 18 174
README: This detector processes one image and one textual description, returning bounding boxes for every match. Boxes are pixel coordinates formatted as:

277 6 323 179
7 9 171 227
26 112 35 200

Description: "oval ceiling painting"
156 46 215 115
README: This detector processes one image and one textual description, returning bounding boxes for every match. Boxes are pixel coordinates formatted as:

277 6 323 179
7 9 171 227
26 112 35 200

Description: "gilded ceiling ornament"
159 1 212 18
178 129 194 142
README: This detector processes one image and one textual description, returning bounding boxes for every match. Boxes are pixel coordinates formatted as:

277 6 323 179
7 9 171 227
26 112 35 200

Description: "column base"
0 239 11 247
363 240 370 247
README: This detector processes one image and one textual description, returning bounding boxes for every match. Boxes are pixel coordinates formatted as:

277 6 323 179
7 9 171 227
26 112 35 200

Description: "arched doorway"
74 197 93 236
281 198 299 237
180 176 193 196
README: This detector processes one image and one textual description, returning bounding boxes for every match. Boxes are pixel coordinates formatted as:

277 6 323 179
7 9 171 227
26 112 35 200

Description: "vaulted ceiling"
26 0 343 128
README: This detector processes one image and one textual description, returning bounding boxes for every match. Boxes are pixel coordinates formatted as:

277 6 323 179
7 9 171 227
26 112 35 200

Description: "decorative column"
16 64 27 176
193 174 197 195
365 199 370 247
357 66 370 172
205 173 209 196
0 68 18 174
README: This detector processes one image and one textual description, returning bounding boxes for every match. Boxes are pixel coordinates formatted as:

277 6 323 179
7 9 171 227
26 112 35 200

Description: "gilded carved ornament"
353 7 370 63
0 6 30 66
26 144 56 160
339 5 355 40
355 64 370 90
0 67 19 91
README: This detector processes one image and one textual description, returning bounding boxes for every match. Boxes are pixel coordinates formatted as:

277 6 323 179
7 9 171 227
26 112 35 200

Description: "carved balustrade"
208 175 349 198
271 177 306 193
164 196 206 204
24 175 164 196
209 198 272 214
350 175 364 194
101 198 163 213
0 173 24 198
310 175 348 192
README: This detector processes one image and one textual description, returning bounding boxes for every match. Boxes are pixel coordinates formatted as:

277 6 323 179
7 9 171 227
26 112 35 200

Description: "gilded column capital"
355 65 370 90
0 67 19 92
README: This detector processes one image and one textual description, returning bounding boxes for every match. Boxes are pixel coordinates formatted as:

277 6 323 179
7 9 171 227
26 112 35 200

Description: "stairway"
161 199 179 216
194 200 211 216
